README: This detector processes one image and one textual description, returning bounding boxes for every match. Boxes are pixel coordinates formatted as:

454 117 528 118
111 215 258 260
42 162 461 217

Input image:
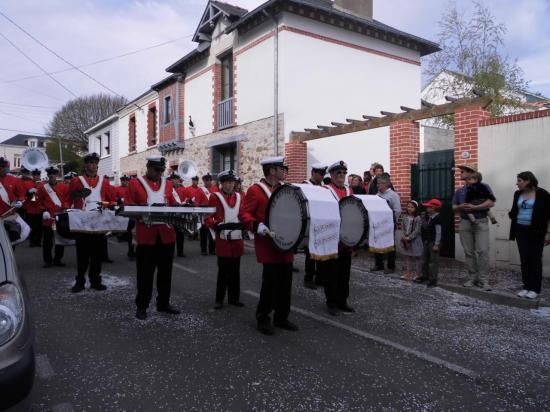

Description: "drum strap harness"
78 175 104 211
213 192 242 240
137 176 169 226
172 189 182 205
44 183 62 207
202 186 211 199
0 182 10 205
255 181 273 199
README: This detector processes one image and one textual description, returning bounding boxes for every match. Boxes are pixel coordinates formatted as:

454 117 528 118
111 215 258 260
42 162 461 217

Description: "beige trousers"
459 218 490 283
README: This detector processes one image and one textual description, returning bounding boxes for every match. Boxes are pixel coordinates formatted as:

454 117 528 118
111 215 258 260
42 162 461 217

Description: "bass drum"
339 196 369 248
266 185 309 252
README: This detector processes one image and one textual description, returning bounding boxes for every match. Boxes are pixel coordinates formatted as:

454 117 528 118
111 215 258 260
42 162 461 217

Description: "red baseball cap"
422 199 443 209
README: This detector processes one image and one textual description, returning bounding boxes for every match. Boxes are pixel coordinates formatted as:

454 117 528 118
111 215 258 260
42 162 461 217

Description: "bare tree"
45 94 127 149
424 1 528 118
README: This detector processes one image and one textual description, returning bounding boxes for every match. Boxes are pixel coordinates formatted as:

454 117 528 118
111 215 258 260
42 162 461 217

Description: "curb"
351 266 542 310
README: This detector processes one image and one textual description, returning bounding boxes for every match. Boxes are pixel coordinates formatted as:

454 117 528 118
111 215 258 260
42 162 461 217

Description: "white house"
85 114 119 179
0 134 48 173
110 0 440 185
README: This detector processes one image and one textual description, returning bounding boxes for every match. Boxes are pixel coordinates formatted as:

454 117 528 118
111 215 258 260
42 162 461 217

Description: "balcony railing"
217 97 234 130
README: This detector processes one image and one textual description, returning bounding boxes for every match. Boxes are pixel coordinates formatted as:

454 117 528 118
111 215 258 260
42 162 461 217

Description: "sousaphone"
21 147 48 172
178 159 199 182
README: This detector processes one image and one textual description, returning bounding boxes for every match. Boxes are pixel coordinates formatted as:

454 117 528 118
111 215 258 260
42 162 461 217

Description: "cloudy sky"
1 0 548 141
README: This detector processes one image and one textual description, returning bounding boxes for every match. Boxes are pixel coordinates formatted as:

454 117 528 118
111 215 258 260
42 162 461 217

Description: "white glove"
42 211 51 220
11 200 23 209
257 223 270 236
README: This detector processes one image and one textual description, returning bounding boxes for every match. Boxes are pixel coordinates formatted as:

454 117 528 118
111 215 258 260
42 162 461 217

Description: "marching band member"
199 173 217 255
128 156 180 320
302 163 327 290
20 167 43 247
323 161 355 315
38 166 69 267
234 176 245 203
115 175 135 260
205 170 245 310
0 157 24 216
68 152 113 293
240 156 298 335
168 173 187 257
186 176 208 242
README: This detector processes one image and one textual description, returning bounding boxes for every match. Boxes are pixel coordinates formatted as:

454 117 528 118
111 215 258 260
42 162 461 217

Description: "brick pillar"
212 64 221 132
453 105 491 191
389 120 419 206
285 141 307 183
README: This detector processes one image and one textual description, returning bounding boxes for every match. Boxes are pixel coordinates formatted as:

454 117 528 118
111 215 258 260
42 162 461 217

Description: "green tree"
424 1 528 118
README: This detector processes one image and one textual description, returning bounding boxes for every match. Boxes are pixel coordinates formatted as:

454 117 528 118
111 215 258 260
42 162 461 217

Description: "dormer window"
28 138 37 148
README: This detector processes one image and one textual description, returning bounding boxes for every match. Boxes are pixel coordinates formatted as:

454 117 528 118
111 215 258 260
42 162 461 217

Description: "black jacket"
508 187 550 240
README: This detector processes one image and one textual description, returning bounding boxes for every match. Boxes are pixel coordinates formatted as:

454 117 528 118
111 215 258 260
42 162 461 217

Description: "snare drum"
339 196 369 248
267 184 341 258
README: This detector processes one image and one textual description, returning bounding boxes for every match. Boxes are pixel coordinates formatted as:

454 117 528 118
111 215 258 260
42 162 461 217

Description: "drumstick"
1 207 16 218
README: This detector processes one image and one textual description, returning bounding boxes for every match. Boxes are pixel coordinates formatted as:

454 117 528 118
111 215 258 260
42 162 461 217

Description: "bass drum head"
266 185 308 251
339 196 368 248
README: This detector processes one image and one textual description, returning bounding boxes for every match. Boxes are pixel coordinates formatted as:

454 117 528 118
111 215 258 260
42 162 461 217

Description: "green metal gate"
411 149 455 258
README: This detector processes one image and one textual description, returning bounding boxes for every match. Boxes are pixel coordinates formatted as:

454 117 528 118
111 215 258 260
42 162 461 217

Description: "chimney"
333 0 373 21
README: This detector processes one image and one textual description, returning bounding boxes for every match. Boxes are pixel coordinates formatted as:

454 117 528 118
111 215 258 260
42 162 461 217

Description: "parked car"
0 222 35 411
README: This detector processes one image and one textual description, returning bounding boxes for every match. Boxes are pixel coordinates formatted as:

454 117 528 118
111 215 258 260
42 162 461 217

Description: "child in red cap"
414 199 443 287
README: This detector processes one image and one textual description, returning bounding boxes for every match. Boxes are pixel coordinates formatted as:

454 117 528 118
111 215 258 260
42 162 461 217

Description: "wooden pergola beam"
290 95 492 142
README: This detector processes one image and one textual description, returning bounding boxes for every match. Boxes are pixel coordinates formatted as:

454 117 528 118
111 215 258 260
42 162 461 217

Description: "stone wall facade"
120 146 162 177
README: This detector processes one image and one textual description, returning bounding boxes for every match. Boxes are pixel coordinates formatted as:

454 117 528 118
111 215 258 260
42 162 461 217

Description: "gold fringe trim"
310 253 338 261
369 245 395 254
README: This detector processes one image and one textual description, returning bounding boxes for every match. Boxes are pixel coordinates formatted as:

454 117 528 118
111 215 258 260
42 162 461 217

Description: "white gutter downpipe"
175 75 182 143
264 10 279 156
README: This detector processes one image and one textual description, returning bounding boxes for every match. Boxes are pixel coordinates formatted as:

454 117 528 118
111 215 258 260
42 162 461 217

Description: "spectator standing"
415 199 442 288
372 174 401 274
350 174 366 194
508 171 550 300
368 163 385 195
452 165 495 291
399 200 422 281
363 171 372 193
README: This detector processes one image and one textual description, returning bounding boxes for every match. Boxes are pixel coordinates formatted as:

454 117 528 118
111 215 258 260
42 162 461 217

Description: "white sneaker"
517 289 529 298
525 291 539 299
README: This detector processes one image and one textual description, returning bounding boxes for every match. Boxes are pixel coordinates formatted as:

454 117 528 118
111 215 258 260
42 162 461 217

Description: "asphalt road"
15 237 550 411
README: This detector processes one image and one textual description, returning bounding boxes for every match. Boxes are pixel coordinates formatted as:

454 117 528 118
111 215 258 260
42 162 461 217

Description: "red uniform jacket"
206 184 219 194
127 176 177 245
186 185 208 205
325 183 353 252
21 178 43 214
113 186 130 204
37 181 69 227
205 191 244 258
239 180 294 264
174 186 188 203
69 175 113 209
0 174 23 216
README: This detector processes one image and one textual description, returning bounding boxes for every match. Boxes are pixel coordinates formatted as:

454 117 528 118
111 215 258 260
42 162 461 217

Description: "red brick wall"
285 141 307 183
158 79 184 144
453 105 490 191
479 108 550 126
389 120 419 206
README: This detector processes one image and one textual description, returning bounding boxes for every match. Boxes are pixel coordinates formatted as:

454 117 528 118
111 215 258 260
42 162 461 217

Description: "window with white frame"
13 154 21 168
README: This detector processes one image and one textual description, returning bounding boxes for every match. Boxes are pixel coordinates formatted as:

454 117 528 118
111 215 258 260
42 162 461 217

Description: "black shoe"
304 280 317 290
71 283 85 293
43 262 53 268
102 259 113 263
135 308 147 320
370 266 384 272
384 268 395 275
292 266 300 273
177 253 186 258
257 321 274 335
157 305 180 315
414 277 428 284
427 281 438 288
209 251 216 255
91 283 107 291
229 301 245 307
201 251 208 256
274 320 299 331
53 261 66 267
128 255 136 261
338 303 355 313
214 302 223 310
327 306 339 316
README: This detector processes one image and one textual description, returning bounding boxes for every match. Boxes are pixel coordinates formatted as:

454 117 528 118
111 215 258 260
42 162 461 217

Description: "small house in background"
0 134 48 173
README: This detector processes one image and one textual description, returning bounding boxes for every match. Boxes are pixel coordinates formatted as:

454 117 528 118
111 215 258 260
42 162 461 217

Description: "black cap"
218 170 236 182
31 168 41 175
191 176 199 181
84 152 100 163
202 173 212 180
20 167 30 174
146 156 166 168
169 173 181 180
45 166 59 175
120 175 131 181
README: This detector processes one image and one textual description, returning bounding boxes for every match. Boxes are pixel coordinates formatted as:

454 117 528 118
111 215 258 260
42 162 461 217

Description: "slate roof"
1 134 48 147
210 1 248 18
